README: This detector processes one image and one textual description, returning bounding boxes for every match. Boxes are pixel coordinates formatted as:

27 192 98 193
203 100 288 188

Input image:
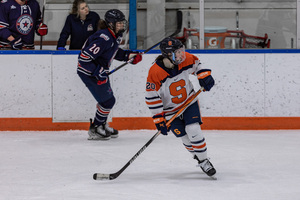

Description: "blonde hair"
70 0 86 17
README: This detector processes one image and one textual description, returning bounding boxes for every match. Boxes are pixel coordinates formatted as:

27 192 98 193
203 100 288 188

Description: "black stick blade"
93 173 118 180
93 173 110 180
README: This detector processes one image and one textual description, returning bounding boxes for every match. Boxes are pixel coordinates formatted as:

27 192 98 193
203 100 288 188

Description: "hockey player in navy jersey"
0 0 48 50
77 9 142 140
145 37 216 178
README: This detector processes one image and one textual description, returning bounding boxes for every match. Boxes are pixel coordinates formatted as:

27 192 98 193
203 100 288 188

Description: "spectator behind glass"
56 0 100 50
0 0 48 50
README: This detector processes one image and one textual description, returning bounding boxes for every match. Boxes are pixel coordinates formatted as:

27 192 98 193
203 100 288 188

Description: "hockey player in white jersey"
145 37 216 178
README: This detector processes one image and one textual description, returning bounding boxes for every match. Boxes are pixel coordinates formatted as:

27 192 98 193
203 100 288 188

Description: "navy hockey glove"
96 67 109 85
197 69 215 91
9 37 23 50
153 113 170 135
57 47 66 50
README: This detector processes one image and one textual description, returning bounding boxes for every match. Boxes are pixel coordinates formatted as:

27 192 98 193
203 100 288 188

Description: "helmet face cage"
160 37 186 65
171 46 186 65
105 9 127 34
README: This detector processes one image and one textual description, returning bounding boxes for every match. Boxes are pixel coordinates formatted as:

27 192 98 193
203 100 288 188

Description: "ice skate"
194 155 217 179
88 119 111 140
103 122 118 138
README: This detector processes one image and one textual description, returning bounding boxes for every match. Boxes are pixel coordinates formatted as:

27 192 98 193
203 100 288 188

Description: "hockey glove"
128 53 142 64
96 67 109 85
57 47 66 50
36 23 48 36
197 69 215 91
153 113 170 135
9 37 23 50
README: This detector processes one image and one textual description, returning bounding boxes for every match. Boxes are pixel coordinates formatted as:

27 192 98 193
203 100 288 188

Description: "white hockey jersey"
145 52 203 120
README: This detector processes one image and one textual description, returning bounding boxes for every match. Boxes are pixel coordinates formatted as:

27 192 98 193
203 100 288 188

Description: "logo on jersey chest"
16 14 33 35
116 36 122 44
87 24 93 32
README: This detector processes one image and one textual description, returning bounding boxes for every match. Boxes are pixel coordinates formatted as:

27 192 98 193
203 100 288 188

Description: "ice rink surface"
1 129 299 200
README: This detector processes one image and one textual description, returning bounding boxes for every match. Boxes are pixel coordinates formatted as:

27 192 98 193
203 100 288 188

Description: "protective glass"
171 47 186 65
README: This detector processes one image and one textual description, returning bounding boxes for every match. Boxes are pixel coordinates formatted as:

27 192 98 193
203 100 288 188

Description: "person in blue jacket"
77 9 142 140
56 0 100 50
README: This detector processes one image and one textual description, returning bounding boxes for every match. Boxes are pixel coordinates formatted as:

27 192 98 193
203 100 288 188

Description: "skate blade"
87 136 111 140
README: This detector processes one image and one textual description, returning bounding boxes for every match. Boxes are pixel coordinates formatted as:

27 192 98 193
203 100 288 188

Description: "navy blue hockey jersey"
0 0 42 48
77 28 132 76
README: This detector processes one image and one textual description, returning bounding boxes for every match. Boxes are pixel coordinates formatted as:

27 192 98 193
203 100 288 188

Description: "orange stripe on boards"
110 117 300 130
109 117 156 130
200 117 300 130
0 118 89 131
0 117 299 131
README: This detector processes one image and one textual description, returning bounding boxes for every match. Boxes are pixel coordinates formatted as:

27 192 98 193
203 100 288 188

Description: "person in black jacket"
56 0 100 50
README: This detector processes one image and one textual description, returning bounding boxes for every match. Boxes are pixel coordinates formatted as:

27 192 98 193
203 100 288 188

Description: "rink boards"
0 49 299 130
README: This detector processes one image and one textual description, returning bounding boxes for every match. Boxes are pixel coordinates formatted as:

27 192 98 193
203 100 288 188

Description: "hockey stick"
107 10 183 75
39 0 46 50
93 86 204 181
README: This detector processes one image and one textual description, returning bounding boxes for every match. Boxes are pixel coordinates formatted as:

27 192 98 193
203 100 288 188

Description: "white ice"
1 129 300 200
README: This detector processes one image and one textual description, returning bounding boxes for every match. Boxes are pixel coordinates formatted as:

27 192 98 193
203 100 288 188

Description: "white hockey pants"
181 123 207 161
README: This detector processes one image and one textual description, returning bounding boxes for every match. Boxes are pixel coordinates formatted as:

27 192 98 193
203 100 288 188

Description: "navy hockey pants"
78 71 115 125
170 101 203 137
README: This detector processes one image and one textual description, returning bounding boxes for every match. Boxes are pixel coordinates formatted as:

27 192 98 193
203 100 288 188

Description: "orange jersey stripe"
80 53 90 59
145 99 163 105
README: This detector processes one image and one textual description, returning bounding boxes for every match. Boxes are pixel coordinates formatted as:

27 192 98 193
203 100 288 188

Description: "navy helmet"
160 37 186 65
104 9 127 34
